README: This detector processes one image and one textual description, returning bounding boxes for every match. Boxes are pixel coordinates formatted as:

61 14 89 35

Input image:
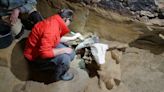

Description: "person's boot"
60 64 74 81
60 71 74 81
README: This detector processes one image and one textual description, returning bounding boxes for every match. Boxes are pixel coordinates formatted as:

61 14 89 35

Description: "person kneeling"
24 9 80 81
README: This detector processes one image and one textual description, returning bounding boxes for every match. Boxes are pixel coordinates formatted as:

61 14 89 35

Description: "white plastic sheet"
91 43 109 64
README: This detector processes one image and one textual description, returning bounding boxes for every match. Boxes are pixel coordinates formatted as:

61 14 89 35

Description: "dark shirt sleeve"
19 0 37 13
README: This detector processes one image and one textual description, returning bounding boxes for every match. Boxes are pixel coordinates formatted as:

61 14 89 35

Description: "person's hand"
74 33 84 40
63 48 73 54
10 8 20 24
74 33 81 38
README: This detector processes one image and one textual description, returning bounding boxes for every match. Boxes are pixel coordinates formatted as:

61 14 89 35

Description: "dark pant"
29 43 75 81
50 43 75 65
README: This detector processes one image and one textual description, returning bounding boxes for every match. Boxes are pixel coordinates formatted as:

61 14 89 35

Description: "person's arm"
10 0 37 23
60 36 77 42
52 48 73 56
10 8 20 23
60 33 84 42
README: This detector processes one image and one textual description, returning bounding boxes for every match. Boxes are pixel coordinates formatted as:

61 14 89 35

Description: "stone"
98 51 121 90
159 33 164 39
127 0 157 12
147 18 164 26
111 50 123 64
140 10 156 18
98 0 127 12
156 0 164 8
158 8 164 19
139 16 149 23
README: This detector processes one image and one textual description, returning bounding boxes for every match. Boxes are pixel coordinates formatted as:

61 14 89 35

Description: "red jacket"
24 14 70 61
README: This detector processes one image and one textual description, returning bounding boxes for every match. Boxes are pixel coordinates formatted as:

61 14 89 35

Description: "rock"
127 0 157 12
82 8 141 43
156 0 164 8
91 0 101 3
139 16 149 23
111 50 123 64
147 18 164 26
66 0 82 3
140 10 157 18
98 0 128 13
158 8 164 19
129 32 164 54
159 33 164 39
98 51 121 90
83 0 101 5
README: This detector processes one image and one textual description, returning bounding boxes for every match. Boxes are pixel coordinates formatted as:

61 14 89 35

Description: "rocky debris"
98 0 128 13
66 0 101 5
139 10 157 18
98 50 122 90
158 8 164 19
159 33 164 39
127 0 157 12
66 0 164 26
147 18 164 26
156 0 164 18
